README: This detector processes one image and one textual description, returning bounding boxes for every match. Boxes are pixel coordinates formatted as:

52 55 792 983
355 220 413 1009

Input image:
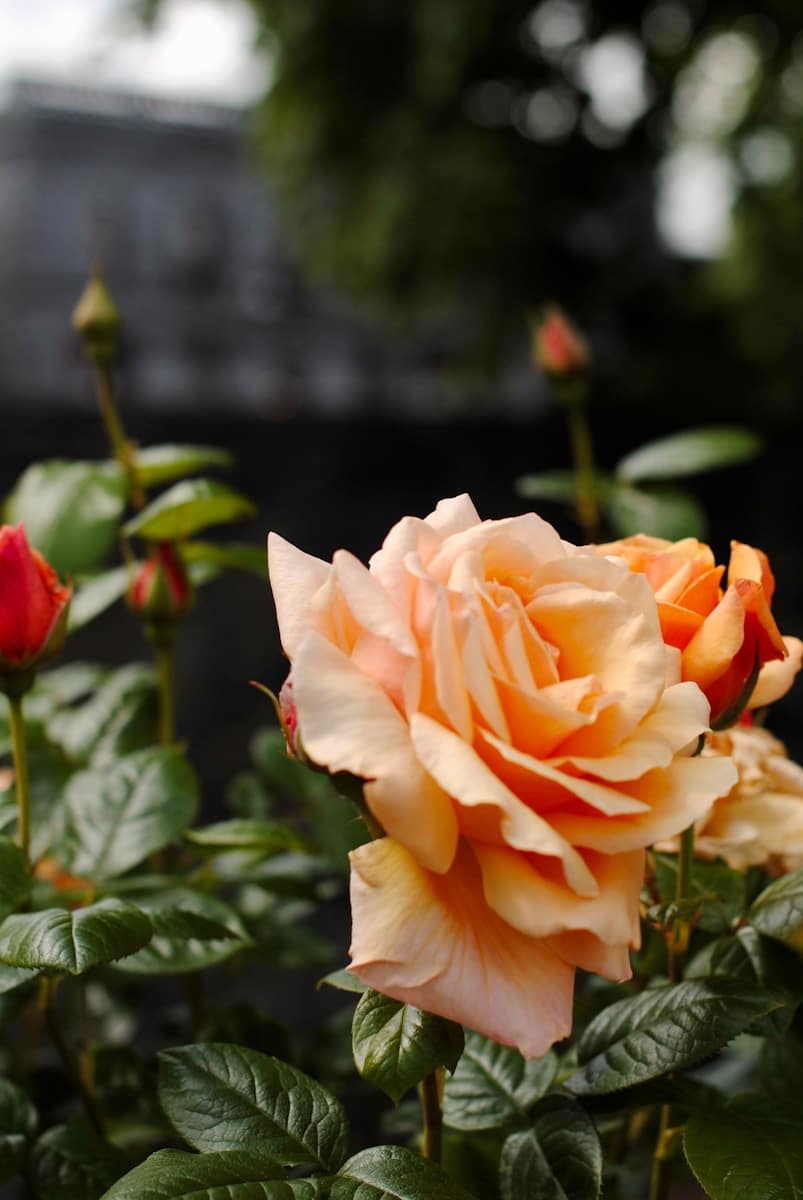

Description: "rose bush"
593 534 798 726
269 495 736 1056
0 523 71 676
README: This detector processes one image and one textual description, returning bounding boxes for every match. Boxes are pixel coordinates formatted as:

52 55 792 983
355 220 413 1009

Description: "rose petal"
547 930 634 980
425 494 482 537
749 636 803 708
681 585 746 691
294 634 458 873
474 843 643 943
410 713 598 894
267 533 331 658
549 755 737 852
476 728 652 817
348 838 575 1058
552 681 711 782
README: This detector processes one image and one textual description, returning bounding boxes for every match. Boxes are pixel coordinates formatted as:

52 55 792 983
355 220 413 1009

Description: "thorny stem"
8 695 31 866
40 977 105 1137
420 1070 443 1164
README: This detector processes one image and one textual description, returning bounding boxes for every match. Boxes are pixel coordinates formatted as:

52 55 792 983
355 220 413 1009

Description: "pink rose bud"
278 676 299 757
0 525 71 684
128 543 192 626
532 305 590 378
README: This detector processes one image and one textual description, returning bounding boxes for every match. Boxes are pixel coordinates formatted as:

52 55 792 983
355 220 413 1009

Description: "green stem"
648 1104 674 1200
8 695 31 865
420 1071 443 1164
41 977 105 1137
560 381 599 540
93 364 146 510
667 823 696 983
154 643 176 747
650 823 697 1200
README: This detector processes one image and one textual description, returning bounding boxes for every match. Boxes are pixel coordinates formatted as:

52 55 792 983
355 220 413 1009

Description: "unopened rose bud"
128 543 193 640
531 305 590 379
278 676 299 757
0 525 71 696
72 271 122 365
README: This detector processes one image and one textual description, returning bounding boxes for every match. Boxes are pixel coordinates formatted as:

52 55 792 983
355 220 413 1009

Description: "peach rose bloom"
593 535 797 727
268 497 735 1057
660 724 803 873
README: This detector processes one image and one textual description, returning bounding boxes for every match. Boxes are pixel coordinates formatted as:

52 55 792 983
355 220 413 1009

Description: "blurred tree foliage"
135 0 803 422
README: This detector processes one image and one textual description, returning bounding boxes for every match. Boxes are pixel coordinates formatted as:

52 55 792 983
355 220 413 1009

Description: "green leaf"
181 540 266 577
0 836 31 919
29 1121 130 1200
185 819 305 856
500 1096 602 1200
701 927 803 1033
616 426 763 483
515 470 609 503
158 1043 349 1170
113 889 250 976
0 962 39 993
36 662 108 705
566 978 779 1096
123 479 256 541
99 1150 320 1200
443 1031 557 1132
684 1099 803 1199
48 664 157 767
0 899 152 974
331 1145 475 1200
6 460 126 575
605 482 707 540
442 1132 503 1200
0 1077 38 1184
0 749 72 863
68 567 130 632
352 990 464 1102
749 867 803 952
63 748 199 879
653 854 746 935
133 444 233 488
318 968 368 994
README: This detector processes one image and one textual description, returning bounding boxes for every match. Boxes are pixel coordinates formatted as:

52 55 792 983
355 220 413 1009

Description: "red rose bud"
129 543 193 630
532 305 590 378
0 525 71 684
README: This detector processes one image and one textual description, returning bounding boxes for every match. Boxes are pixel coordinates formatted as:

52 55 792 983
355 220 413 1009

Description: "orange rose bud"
0 525 71 685
129 543 193 627
595 535 792 728
532 305 590 378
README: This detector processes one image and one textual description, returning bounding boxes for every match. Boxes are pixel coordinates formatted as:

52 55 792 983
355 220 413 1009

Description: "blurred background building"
0 78 534 419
